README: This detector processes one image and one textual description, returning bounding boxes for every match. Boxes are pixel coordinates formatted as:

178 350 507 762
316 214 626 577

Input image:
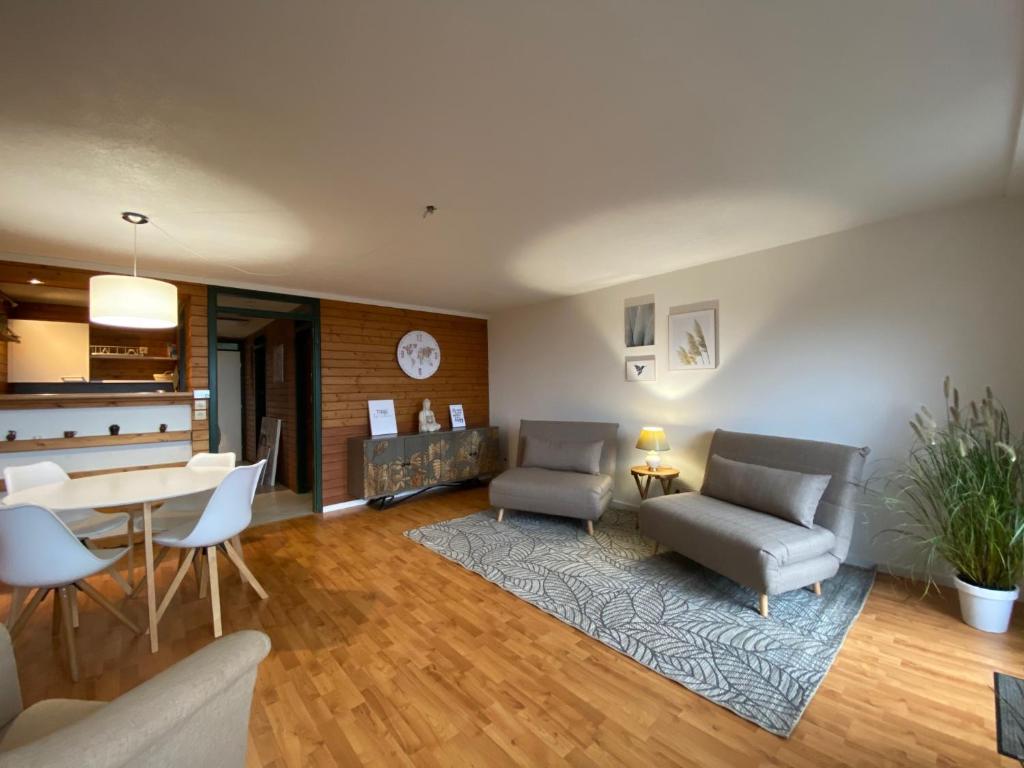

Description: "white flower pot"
954 576 1019 634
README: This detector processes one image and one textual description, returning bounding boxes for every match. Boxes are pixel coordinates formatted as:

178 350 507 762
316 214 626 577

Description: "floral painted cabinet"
347 427 500 503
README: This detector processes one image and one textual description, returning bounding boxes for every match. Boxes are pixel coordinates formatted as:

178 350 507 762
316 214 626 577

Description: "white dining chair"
130 452 237 535
3 462 133 624
0 504 140 681
153 461 268 638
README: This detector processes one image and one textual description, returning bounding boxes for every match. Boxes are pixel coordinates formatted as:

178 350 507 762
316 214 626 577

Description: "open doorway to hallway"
208 287 322 519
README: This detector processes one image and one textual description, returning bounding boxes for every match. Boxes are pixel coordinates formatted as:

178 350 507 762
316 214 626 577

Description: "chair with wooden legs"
0 504 140 681
153 460 267 638
3 462 133 626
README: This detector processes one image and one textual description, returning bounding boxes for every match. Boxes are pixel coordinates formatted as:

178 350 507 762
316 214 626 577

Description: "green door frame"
206 285 324 512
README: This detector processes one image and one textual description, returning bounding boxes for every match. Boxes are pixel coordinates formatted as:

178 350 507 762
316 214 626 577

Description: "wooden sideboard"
347 426 500 505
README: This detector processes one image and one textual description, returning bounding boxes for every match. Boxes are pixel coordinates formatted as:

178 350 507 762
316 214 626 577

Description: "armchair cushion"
0 700 104 752
490 467 612 521
702 455 831 528
520 436 603 475
640 492 837 592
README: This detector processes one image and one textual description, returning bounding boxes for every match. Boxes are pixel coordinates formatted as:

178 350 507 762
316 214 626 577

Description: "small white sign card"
449 403 467 429
368 399 398 436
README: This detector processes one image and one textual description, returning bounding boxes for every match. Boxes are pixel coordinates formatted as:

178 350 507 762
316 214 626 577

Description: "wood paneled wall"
240 318 299 491
179 283 209 454
320 301 489 505
0 261 208 453
0 261 491 507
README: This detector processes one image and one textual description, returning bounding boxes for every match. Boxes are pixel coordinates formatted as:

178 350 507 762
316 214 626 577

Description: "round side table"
630 465 680 499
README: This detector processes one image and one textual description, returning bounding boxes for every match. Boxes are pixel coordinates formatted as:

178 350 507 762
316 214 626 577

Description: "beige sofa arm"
0 625 23 731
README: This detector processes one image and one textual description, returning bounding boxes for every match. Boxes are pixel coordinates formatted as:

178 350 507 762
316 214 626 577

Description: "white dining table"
4 465 231 653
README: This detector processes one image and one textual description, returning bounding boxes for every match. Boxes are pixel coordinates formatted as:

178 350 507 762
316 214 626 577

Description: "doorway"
207 287 322 515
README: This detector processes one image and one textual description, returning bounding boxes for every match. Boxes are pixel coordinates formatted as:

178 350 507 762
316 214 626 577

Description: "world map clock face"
397 330 441 379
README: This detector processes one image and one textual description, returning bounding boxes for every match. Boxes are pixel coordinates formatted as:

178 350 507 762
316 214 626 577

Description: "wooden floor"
5 487 1023 767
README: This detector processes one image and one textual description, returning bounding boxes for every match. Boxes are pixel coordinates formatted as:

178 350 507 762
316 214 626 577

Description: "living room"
0 2 1022 766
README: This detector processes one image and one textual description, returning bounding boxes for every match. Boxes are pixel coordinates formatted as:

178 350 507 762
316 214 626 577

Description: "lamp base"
645 452 662 470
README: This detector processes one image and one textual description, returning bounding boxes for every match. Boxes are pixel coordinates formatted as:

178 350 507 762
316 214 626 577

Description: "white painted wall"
488 197 1024 569
216 349 243 457
7 319 89 382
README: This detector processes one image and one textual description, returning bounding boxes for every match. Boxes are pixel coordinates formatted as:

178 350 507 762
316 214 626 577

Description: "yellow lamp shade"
89 275 178 329
636 426 669 452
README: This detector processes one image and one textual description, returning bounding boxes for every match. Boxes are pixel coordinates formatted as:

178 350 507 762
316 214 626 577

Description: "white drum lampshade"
89 274 178 329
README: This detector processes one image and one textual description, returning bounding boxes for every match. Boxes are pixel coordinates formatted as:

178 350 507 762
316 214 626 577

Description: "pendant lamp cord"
132 224 138 278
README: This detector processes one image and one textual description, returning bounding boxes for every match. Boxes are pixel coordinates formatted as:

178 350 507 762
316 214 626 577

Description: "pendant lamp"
89 212 178 329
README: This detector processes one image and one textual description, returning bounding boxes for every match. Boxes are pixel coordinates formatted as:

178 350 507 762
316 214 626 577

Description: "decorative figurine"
109 424 120 435
418 398 442 433
159 423 168 433
5 430 15 442
63 430 77 438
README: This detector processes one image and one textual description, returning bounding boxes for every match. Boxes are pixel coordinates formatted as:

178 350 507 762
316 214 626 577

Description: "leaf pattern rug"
406 506 875 737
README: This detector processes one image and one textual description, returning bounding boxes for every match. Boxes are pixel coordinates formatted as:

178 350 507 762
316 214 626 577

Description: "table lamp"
636 426 670 469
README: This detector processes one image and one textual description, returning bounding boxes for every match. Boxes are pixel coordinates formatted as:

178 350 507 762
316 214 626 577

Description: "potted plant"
886 378 1023 633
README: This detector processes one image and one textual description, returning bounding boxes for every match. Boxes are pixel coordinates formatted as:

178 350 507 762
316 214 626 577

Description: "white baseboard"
322 498 367 515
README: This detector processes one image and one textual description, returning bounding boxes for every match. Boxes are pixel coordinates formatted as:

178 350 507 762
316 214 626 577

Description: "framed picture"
624 294 655 348
449 403 466 429
625 355 656 381
668 301 719 370
368 399 398 436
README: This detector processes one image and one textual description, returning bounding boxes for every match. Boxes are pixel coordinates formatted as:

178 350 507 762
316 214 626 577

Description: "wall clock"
397 330 441 379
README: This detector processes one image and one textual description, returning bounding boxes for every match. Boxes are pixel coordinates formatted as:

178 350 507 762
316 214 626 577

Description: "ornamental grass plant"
886 378 1024 591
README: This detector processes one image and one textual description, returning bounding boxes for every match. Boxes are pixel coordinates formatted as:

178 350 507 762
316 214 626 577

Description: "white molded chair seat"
131 452 237 535
0 504 140 681
3 462 129 541
3 462 132 603
152 461 268 639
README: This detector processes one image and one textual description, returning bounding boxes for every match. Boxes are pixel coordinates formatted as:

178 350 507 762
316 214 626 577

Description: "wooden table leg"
632 472 645 498
143 501 159 653
642 476 653 499
659 476 673 495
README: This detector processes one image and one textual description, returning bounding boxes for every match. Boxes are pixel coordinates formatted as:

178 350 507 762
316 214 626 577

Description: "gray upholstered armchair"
489 420 619 534
639 429 869 618
0 625 269 767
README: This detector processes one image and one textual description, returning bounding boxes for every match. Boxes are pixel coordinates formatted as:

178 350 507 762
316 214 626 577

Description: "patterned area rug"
406 507 875 737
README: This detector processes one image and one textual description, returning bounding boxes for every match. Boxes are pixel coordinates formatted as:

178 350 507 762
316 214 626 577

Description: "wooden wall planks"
319 301 488 506
0 261 491 507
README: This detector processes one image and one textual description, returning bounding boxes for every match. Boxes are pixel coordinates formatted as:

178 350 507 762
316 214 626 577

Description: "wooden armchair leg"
759 594 769 618
77 581 141 634
813 581 822 596
57 586 79 682
6 587 28 629
586 520 595 535
496 508 504 523
10 589 46 638
207 547 222 638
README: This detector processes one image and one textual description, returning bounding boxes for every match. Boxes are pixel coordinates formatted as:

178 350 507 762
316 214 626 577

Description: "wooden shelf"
90 355 178 361
0 430 192 453
0 392 193 410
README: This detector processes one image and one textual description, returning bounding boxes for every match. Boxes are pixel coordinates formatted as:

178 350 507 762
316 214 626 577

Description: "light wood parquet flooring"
3 486 1022 767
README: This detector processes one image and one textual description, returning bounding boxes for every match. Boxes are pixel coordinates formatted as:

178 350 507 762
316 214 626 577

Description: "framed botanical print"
668 301 718 370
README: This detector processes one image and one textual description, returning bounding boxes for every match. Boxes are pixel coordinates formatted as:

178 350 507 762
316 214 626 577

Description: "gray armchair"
0 625 269 767
489 420 619 533
639 429 869 617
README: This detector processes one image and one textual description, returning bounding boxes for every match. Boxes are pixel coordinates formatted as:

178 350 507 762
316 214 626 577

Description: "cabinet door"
402 434 447 487
363 438 405 497
448 430 484 481
477 428 500 476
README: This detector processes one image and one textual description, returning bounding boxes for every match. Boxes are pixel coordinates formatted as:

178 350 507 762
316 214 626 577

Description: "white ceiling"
1 1 1021 315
